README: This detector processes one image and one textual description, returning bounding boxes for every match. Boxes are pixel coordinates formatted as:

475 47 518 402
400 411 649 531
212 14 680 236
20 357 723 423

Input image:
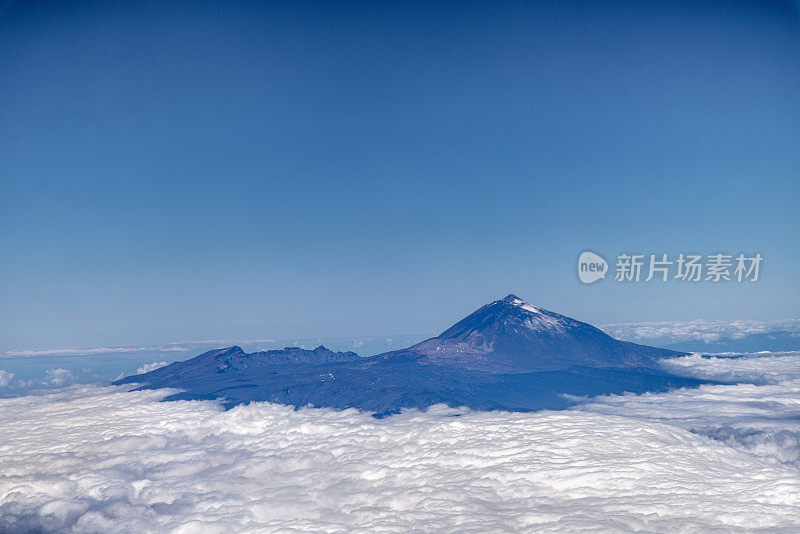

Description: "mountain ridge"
114 294 704 416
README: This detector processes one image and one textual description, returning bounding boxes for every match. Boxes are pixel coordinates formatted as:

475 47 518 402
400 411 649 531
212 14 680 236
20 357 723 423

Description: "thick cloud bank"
661 351 800 384
1 379 800 533
577 351 800 468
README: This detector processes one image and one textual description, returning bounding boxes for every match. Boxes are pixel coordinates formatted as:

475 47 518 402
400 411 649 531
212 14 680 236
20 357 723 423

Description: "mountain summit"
407 294 677 372
115 294 705 416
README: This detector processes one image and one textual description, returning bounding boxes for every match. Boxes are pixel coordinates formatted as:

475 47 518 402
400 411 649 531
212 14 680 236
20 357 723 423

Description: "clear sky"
1 0 799 350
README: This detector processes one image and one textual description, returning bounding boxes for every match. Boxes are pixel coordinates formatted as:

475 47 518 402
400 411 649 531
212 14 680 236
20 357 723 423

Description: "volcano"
115 295 706 416
403 294 680 372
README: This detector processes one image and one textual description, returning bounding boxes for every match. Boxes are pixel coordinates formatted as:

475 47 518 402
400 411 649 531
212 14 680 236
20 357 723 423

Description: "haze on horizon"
1 0 799 351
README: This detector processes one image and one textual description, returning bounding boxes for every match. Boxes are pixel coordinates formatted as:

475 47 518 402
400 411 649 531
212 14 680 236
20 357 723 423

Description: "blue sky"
1 0 799 350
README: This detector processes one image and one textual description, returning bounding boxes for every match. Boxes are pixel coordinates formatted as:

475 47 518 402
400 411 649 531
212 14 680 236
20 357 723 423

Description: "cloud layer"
572 351 800 469
602 318 800 343
1 379 800 533
661 351 800 384
1 346 191 358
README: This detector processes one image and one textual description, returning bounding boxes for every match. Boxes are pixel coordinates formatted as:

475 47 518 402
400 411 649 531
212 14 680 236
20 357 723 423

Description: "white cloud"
577 351 800 468
601 318 800 343
661 351 800 384
135 361 169 374
0 370 13 387
579 380 800 468
42 368 75 387
1 383 799 532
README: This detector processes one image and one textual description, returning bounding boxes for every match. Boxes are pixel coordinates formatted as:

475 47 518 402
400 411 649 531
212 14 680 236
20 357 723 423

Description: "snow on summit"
500 295 570 333
504 293 544 314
